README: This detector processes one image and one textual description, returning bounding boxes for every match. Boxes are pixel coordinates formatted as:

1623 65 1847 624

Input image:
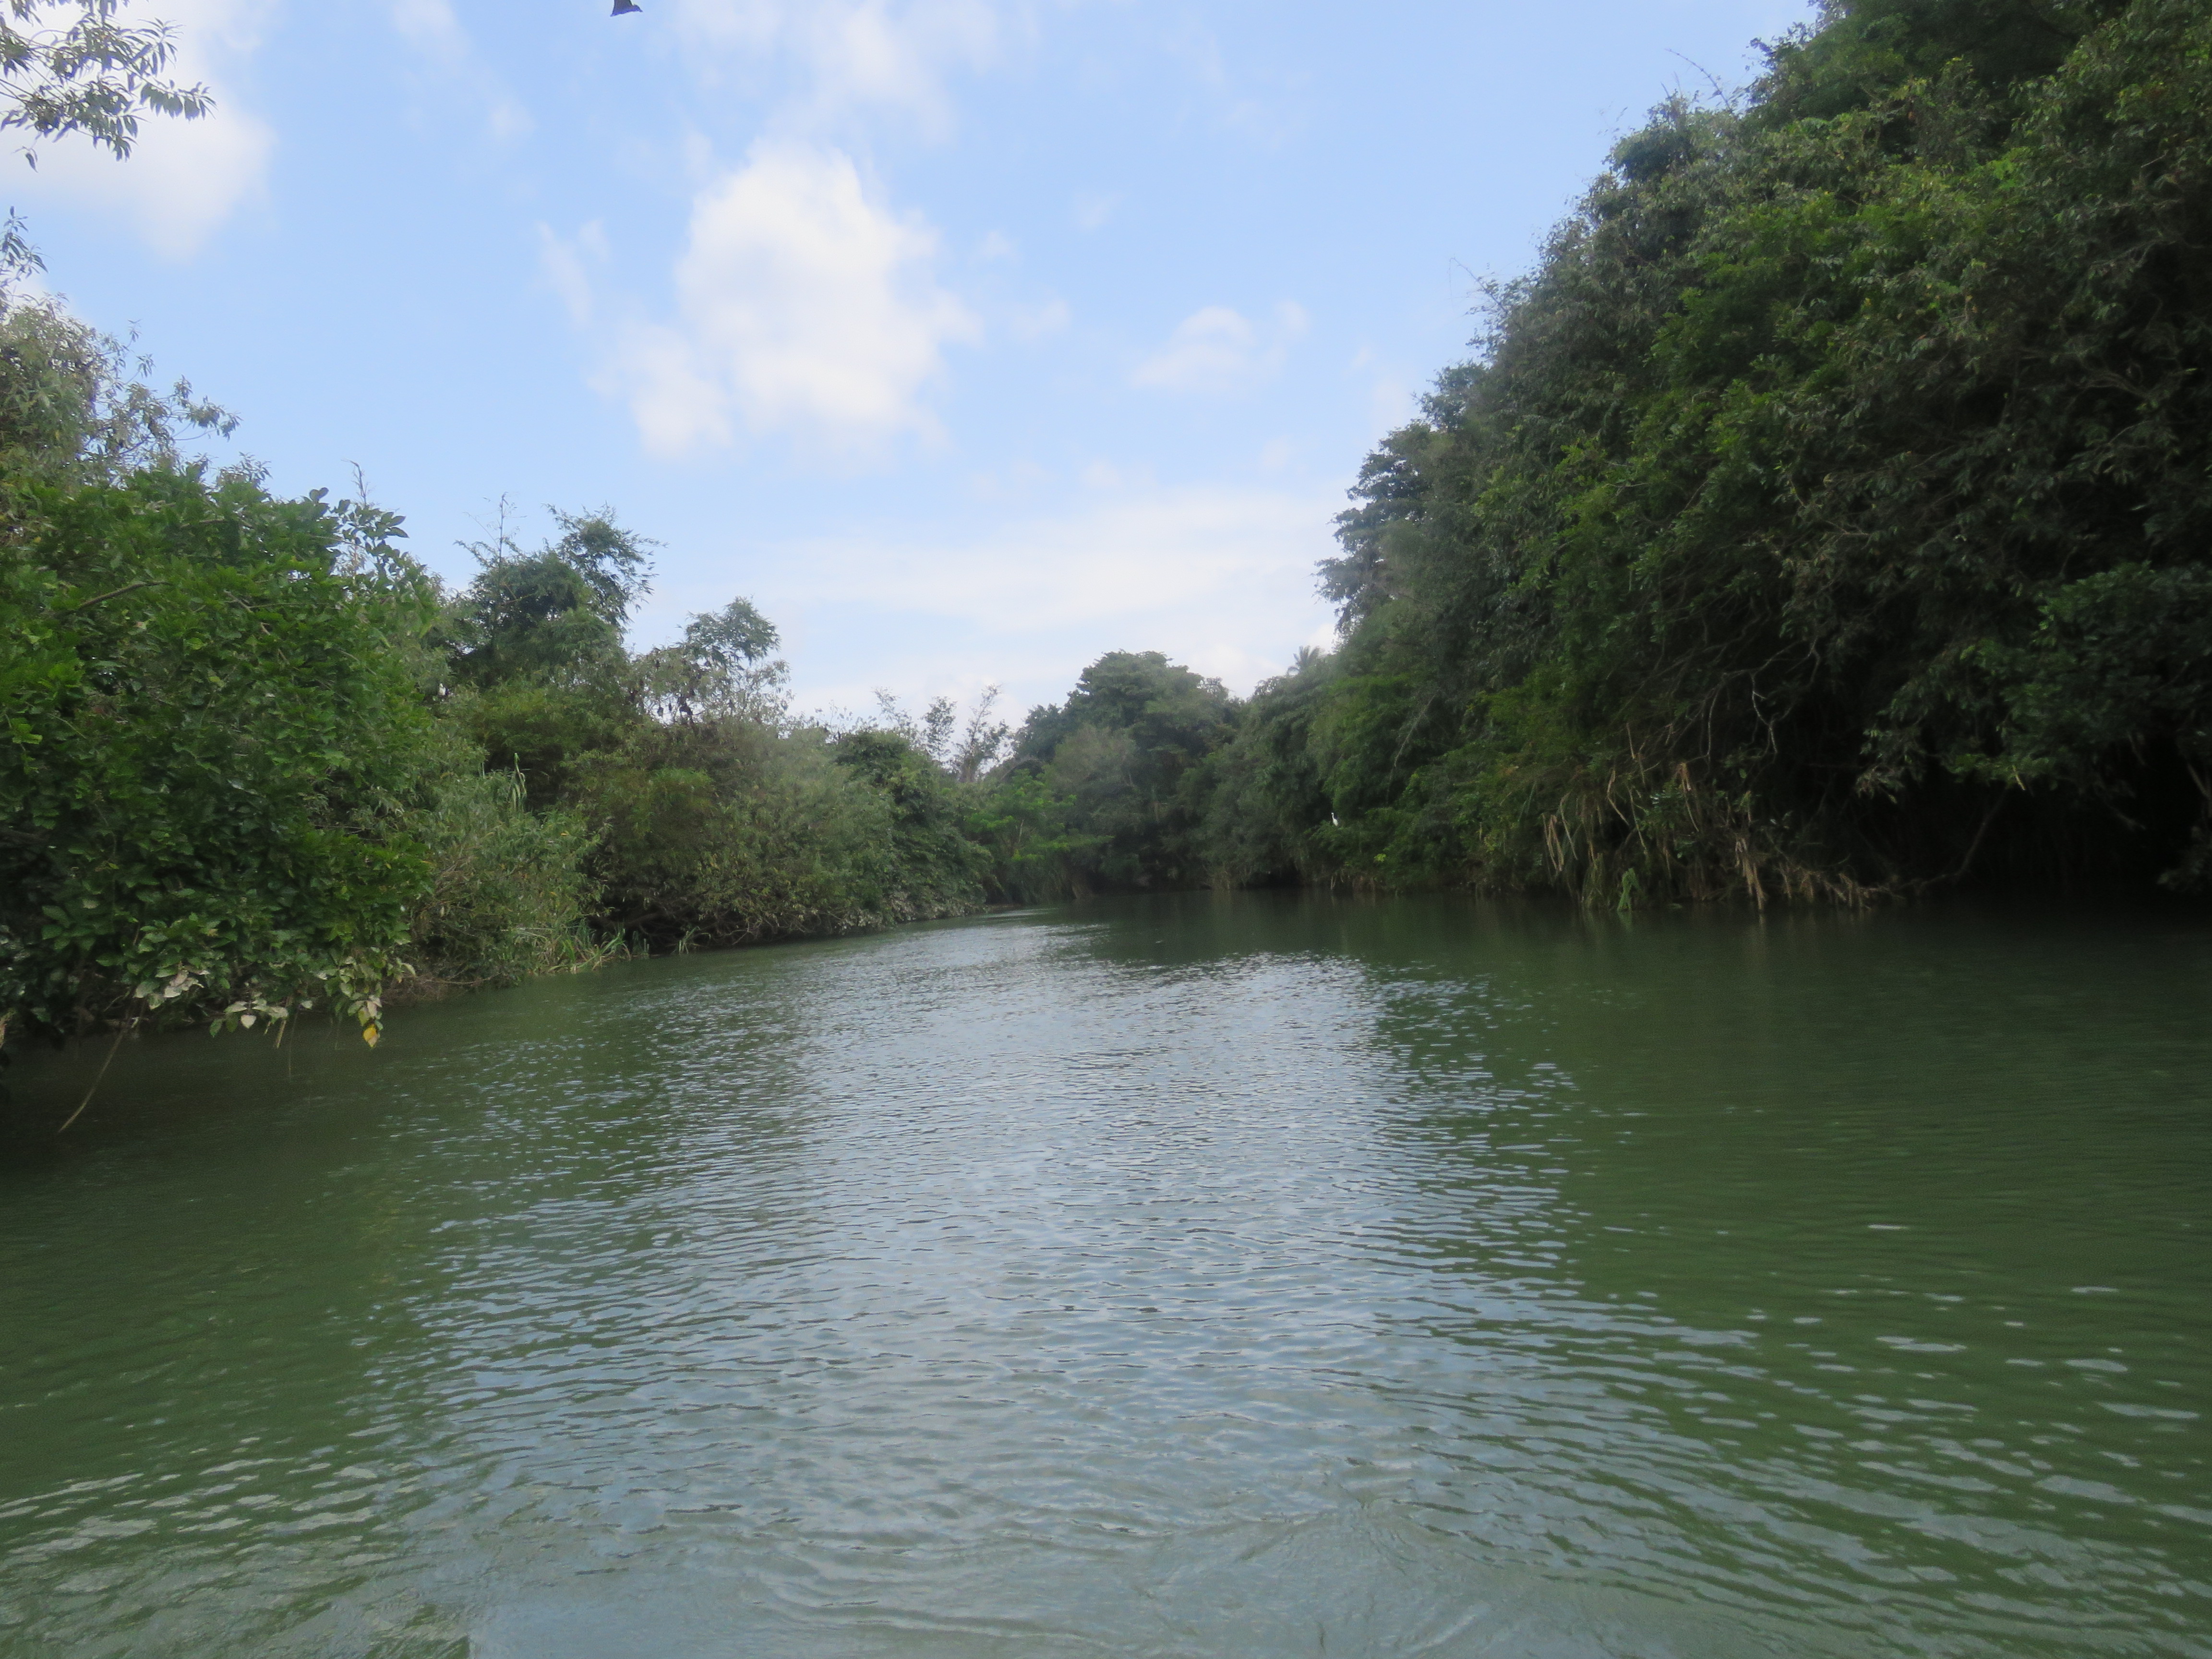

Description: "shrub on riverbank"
0 471 995 1044
989 1 2212 908
0 469 435 1043
440 518 990 949
993 651 1235 894
398 760 612 992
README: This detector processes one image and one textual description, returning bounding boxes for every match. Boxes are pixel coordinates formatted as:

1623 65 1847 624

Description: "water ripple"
2 895 2207 1657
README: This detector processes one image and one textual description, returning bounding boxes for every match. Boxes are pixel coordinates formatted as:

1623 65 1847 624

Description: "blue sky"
21 0 1807 719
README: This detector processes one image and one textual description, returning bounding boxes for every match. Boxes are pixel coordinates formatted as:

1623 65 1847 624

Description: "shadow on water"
0 894 2207 1657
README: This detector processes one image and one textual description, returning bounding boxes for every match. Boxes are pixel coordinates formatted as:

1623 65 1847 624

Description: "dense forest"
6 0 2210 1050
1032 0 2212 906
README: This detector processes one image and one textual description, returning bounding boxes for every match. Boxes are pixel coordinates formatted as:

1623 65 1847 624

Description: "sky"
17 0 1810 720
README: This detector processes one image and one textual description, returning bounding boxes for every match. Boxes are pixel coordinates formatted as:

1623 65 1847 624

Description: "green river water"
1 893 2207 1658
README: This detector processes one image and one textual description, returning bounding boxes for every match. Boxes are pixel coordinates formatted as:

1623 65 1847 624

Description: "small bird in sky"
612 0 641 13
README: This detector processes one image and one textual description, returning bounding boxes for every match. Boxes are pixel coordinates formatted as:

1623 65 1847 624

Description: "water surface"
2 894 2207 1657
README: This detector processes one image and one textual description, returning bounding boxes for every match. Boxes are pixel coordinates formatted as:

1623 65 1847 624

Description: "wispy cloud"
1162 16 1311 148
1131 301 1309 395
668 0 1004 136
388 0 464 64
599 140 978 458
1071 189 1119 232
776 483 1330 632
537 220 608 327
386 0 532 141
1009 296 1070 341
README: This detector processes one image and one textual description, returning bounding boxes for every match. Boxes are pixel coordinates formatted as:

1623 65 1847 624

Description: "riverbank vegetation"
0 305 994 1046
6 0 2210 1050
1004 0 2212 907
1184 0 2212 907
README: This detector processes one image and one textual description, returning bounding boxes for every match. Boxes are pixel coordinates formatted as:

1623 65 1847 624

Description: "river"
1 893 2206 1657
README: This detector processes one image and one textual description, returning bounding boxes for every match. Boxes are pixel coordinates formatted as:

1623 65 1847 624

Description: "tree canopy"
1204 0 2212 903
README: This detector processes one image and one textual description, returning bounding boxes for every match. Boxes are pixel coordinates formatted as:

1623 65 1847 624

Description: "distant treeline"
6 0 2209 1049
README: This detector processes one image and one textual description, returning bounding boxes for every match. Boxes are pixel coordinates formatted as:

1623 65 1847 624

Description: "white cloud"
484 96 532 143
718 483 1339 709
612 322 733 454
1132 301 1308 396
780 484 1330 632
12 0 275 258
1162 16 1310 149
966 457 1046 502
608 141 978 457
668 0 1001 135
389 0 464 64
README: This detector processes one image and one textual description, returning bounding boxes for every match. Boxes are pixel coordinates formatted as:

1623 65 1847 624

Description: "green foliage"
433 513 986 950
1198 649 1334 887
0 1 212 168
444 507 652 692
1223 0 2212 904
866 686 1013 784
680 595 779 676
399 757 608 989
570 717 985 947
0 468 433 1043
635 597 788 726
0 236 1001 1062
0 454 1009 1053
0 293 234 498
830 727 991 915
1007 650 1237 891
1755 0 2128 126
447 676 638 807
965 768 1097 902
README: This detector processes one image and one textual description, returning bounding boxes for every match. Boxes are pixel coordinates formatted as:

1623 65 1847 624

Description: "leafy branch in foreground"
0 0 210 169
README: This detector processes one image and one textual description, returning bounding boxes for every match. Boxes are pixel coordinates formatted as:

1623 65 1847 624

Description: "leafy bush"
0 469 434 1043
400 759 609 989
